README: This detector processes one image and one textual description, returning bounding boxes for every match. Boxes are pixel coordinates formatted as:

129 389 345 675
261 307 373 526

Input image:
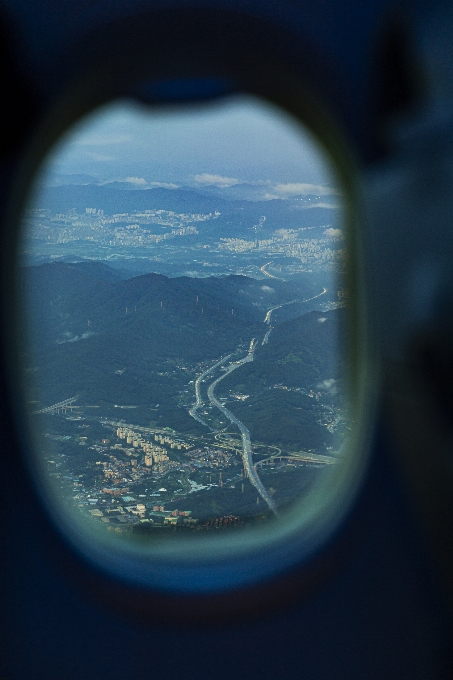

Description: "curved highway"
259 261 282 280
264 288 328 325
187 286 328 515
206 348 278 514
189 353 233 428
262 287 328 345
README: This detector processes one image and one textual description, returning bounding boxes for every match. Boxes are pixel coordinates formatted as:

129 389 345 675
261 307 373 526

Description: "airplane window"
17 94 369 589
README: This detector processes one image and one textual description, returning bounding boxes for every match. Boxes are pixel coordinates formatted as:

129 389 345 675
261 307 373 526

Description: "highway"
259 261 282 280
34 396 79 415
255 452 337 467
189 353 233 428
264 299 297 324
263 287 328 325
205 347 278 514
261 327 272 345
262 287 328 346
185 285 329 514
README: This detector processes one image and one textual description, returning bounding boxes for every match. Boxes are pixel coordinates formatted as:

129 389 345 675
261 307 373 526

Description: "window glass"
20 95 350 541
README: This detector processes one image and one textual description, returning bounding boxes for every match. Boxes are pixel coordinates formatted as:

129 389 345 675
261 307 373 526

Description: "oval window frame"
1 7 375 619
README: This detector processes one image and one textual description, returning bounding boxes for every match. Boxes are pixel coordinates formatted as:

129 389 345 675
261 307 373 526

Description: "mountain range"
22 261 343 447
30 185 339 240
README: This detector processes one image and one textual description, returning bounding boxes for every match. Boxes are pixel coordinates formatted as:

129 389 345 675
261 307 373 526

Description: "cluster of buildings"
88 426 241 498
24 206 219 247
106 502 244 531
284 240 346 265
202 515 240 528
85 493 244 532
115 427 192 468
188 447 237 470
86 497 197 531
218 229 345 270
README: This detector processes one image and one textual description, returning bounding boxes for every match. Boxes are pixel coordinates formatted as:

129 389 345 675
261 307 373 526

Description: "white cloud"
317 317 328 323
323 228 343 238
317 378 338 394
302 202 341 210
124 177 147 186
261 286 274 293
57 331 95 344
262 184 340 201
193 173 240 188
149 181 179 189
272 183 338 197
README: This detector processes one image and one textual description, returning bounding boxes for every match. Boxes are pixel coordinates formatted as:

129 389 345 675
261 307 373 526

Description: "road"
34 396 79 415
263 287 328 325
262 287 328 345
189 353 233 428
255 452 337 467
205 348 278 514
261 327 272 345
185 285 329 514
259 261 282 280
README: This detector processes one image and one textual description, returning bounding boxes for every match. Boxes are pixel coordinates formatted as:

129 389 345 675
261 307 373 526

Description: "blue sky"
40 94 339 200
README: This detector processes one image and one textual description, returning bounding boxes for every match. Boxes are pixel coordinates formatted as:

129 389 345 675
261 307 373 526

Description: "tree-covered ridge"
23 261 344 451
214 310 345 449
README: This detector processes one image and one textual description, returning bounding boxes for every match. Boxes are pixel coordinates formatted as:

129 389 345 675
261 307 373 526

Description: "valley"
21 183 349 534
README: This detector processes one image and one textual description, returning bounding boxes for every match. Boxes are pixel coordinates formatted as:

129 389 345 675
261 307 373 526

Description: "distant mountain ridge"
31 185 339 240
42 174 339 204
24 261 311 344
37 185 234 215
23 262 283 411
23 261 343 445
24 262 273 352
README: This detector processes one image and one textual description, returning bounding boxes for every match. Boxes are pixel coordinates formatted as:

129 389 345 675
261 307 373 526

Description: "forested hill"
23 262 273 357
37 185 231 216
215 309 346 449
219 309 344 394
21 261 344 441
23 261 314 347
22 262 294 411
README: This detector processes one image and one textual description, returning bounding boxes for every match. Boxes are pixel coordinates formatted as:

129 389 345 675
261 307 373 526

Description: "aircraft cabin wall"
0 0 453 677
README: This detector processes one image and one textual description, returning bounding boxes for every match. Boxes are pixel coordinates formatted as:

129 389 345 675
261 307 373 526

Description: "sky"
40 94 339 200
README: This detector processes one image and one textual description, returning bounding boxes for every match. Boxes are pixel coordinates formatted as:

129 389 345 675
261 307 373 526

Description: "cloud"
261 286 274 293
149 181 179 189
272 183 339 197
317 317 328 323
57 331 95 344
124 177 147 186
302 202 341 210
323 228 343 238
193 173 240 188
316 378 338 394
262 184 340 201
100 178 180 189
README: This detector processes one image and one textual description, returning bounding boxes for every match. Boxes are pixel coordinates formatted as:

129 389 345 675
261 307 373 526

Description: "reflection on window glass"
20 95 349 538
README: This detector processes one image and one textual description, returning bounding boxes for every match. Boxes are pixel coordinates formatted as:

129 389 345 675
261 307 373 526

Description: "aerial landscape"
20 96 349 535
